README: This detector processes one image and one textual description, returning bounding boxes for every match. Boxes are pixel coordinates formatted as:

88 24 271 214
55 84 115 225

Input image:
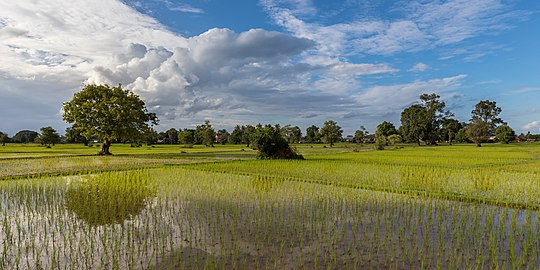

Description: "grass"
1 142 540 269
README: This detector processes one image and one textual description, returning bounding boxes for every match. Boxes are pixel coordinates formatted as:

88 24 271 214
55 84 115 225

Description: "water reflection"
65 172 155 226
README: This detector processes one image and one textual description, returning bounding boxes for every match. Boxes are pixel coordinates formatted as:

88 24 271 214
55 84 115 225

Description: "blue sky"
0 0 539 136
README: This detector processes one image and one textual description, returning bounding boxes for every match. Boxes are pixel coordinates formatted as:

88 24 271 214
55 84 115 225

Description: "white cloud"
261 0 526 57
1 0 401 133
352 75 467 116
409 62 429 72
523 121 540 132
168 3 205 14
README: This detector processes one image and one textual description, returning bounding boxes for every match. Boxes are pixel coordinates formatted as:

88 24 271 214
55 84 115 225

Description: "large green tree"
400 93 451 145
400 104 428 145
62 84 158 155
467 100 505 147
320 120 343 147
36 126 61 146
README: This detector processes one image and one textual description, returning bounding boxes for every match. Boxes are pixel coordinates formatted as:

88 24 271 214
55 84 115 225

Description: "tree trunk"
99 138 112 155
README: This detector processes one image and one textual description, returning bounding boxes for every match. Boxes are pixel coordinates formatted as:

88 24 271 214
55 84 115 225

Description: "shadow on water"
65 171 155 226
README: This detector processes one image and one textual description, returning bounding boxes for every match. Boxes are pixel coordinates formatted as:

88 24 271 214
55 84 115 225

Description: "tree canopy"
400 93 452 145
62 84 158 155
305 125 320 143
320 120 343 147
468 100 504 147
495 125 515 144
252 125 303 159
36 126 61 147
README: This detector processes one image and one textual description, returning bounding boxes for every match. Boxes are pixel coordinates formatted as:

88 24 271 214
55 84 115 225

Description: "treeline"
1 93 538 149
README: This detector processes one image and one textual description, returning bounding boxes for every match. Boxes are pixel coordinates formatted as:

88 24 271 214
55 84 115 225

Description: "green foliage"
281 125 302 143
376 121 398 137
36 126 61 146
387 134 402 145
178 129 195 145
495 125 515 144
12 130 38 143
468 100 505 147
242 125 256 147
455 128 469 143
166 128 179 144
195 120 216 147
441 119 462 144
62 84 158 155
252 125 304 159
400 93 452 145
65 125 89 145
216 129 230 145
229 125 243 144
400 104 427 145
354 126 366 143
305 125 320 143
0 131 9 146
320 120 343 147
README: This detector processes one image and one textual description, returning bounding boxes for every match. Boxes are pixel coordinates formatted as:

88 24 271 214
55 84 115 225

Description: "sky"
1 0 540 136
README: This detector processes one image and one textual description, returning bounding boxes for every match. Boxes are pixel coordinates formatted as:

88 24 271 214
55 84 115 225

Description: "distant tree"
320 120 343 147
495 125 515 144
455 128 469 143
36 126 61 147
195 120 216 147
377 121 398 137
354 126 366 143
305 125 320 143
65 125 89 146
166 128 178 144
252 125 303 159
142 127 159 145
375 128 387 150
242 125 256 147
62 84 158 155
441 119 462 145
468 100 505 147
229 125 243 144
178 129 195 145
12 130 39 143
0 131 9 146
281 125 302 143
400 104 428 145
387 134 402 145
216 129 230 145
400 93 452 145
419 93 451 145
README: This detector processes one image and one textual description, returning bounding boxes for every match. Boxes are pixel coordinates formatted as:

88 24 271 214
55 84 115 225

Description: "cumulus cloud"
523 121 540 132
